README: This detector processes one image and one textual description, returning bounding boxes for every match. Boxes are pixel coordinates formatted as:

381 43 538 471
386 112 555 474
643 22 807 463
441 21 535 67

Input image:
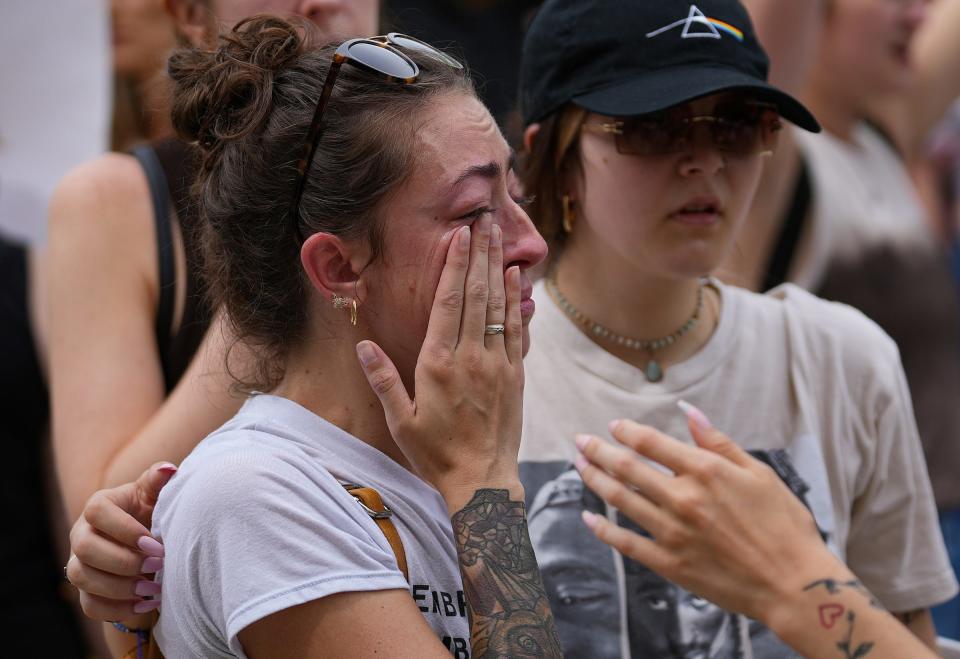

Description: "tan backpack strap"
343 483 409 582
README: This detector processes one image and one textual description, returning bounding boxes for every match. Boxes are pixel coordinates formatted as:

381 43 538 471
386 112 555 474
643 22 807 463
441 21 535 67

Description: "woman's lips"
520 278 535 320
520 297 536 320
670 211 722 226
669 196 723 226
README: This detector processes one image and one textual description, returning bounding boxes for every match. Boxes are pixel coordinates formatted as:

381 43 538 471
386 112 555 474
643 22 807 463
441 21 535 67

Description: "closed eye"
458 206 497 221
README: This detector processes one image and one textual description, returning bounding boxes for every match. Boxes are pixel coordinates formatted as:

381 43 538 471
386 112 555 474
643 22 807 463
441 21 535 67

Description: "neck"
273 321 410 470
136 73 175 142
552 242 718 369
804 71 861 141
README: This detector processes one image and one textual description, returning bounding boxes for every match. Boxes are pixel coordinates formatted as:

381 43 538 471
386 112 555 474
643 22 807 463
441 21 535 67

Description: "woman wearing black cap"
517 0 954 656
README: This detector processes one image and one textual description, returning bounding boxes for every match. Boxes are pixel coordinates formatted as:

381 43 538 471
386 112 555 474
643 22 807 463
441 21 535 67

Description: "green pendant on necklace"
644 359 663 383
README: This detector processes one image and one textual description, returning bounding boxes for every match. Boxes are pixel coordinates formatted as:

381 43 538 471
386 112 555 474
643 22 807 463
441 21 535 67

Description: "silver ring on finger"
484 323 505 336
63 564 72 586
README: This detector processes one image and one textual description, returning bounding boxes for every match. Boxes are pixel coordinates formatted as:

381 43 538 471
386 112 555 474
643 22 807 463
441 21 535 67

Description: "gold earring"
350 298 358 326
332 294 349 310
561 195 575 234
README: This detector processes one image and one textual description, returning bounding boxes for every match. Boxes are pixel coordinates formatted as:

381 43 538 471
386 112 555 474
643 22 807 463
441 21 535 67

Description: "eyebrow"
451 150 517 190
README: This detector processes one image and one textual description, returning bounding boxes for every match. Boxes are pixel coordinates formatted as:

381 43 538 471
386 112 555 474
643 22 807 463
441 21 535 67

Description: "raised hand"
575 406 938 659
574 410 825 621
356 217 525 513
356 217 561 657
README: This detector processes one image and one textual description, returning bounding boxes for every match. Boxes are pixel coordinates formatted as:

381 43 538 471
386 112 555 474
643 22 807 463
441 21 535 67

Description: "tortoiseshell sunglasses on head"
289 34 463 240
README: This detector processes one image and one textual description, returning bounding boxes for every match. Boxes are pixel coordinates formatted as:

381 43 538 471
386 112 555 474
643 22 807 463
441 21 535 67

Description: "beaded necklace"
545 275 704 383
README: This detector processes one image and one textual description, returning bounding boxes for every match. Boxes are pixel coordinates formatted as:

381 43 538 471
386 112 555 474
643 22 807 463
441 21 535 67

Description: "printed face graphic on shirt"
521 446 824 659
528 467 620 658
619 512 742 659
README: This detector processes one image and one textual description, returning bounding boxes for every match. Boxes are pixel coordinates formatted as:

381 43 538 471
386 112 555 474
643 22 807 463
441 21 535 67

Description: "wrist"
441 480 525 517
761 555 858 644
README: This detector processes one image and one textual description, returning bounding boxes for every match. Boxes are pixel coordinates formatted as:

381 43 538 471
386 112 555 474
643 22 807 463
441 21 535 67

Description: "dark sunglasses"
289 34 463 238
582 100 782 157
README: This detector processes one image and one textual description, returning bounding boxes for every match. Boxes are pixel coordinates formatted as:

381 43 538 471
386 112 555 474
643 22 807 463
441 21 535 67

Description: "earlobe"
166 0 215 47
300 233 362 305
523 123 541 153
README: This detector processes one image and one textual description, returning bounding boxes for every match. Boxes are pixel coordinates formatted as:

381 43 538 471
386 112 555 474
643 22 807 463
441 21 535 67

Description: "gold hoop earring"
561 195 576 234
350 298 358 326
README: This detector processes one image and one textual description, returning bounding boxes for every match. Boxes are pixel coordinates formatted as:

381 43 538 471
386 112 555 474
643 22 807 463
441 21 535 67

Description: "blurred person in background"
383 0 541 141
50 0 380 523
0 234 86 655
723 0 960 639
47 0 379 651
110 0 179 150
920 98 960 640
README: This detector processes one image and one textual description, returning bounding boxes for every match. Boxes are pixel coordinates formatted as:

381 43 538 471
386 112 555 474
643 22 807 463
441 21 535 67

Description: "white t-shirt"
520 279 957 659
153 395 470 658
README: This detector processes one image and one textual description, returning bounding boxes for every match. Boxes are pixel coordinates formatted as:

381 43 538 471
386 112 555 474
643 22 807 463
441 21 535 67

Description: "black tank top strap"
152 138 211 393
763 157 812 290
132 139 211 393
130 144 176 378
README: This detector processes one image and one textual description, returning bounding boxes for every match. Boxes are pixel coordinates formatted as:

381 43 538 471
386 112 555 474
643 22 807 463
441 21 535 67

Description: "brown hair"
519 104 586 259
168 15 473 391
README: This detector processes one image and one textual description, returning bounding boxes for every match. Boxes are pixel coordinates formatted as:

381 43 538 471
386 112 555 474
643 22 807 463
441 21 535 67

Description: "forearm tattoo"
803 578 881 659
451 489 563 658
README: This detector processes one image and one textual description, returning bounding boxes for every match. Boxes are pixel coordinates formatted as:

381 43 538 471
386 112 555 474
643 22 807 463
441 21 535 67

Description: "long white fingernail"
677 400 713 431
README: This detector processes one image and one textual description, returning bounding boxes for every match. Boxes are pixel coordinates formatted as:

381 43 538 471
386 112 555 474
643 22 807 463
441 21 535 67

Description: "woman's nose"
499 202 548 272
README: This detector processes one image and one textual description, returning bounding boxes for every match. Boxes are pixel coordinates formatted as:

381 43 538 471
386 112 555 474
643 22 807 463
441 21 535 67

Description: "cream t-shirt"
520 278 957 659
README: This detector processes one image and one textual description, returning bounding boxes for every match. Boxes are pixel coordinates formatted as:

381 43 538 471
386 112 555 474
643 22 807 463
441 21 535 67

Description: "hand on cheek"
356 217 525 513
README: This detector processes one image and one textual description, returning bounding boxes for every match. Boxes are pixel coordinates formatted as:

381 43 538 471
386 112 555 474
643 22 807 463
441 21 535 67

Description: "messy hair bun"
167 15 473 392
169 16 304 156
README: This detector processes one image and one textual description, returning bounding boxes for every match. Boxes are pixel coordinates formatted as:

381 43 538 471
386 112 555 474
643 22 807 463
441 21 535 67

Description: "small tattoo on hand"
819 603 845 629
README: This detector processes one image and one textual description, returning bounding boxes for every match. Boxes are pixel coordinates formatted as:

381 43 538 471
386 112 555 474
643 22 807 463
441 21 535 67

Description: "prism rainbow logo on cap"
646 4 745 42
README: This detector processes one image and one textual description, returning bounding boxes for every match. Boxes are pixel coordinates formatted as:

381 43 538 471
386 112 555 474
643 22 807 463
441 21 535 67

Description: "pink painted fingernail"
157 463 178 475
137 535 165 558
135 580 162 597
677 400 713 431
574 453 589 472
356 341 376 368
581 510 600 530
141 556 164 574
133 599 161 614
574 434 592 452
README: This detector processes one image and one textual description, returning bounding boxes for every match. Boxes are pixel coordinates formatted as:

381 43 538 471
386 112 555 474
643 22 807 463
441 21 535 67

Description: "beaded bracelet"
112 621 149 659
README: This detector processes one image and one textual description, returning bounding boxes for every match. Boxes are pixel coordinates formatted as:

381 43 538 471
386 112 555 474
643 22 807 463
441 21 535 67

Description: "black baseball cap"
520 0 820 132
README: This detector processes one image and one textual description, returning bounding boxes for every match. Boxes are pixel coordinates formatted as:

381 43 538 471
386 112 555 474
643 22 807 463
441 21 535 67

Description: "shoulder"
48 152 154 247
47 152 158 288
159 428 347 520
760 283 902 385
